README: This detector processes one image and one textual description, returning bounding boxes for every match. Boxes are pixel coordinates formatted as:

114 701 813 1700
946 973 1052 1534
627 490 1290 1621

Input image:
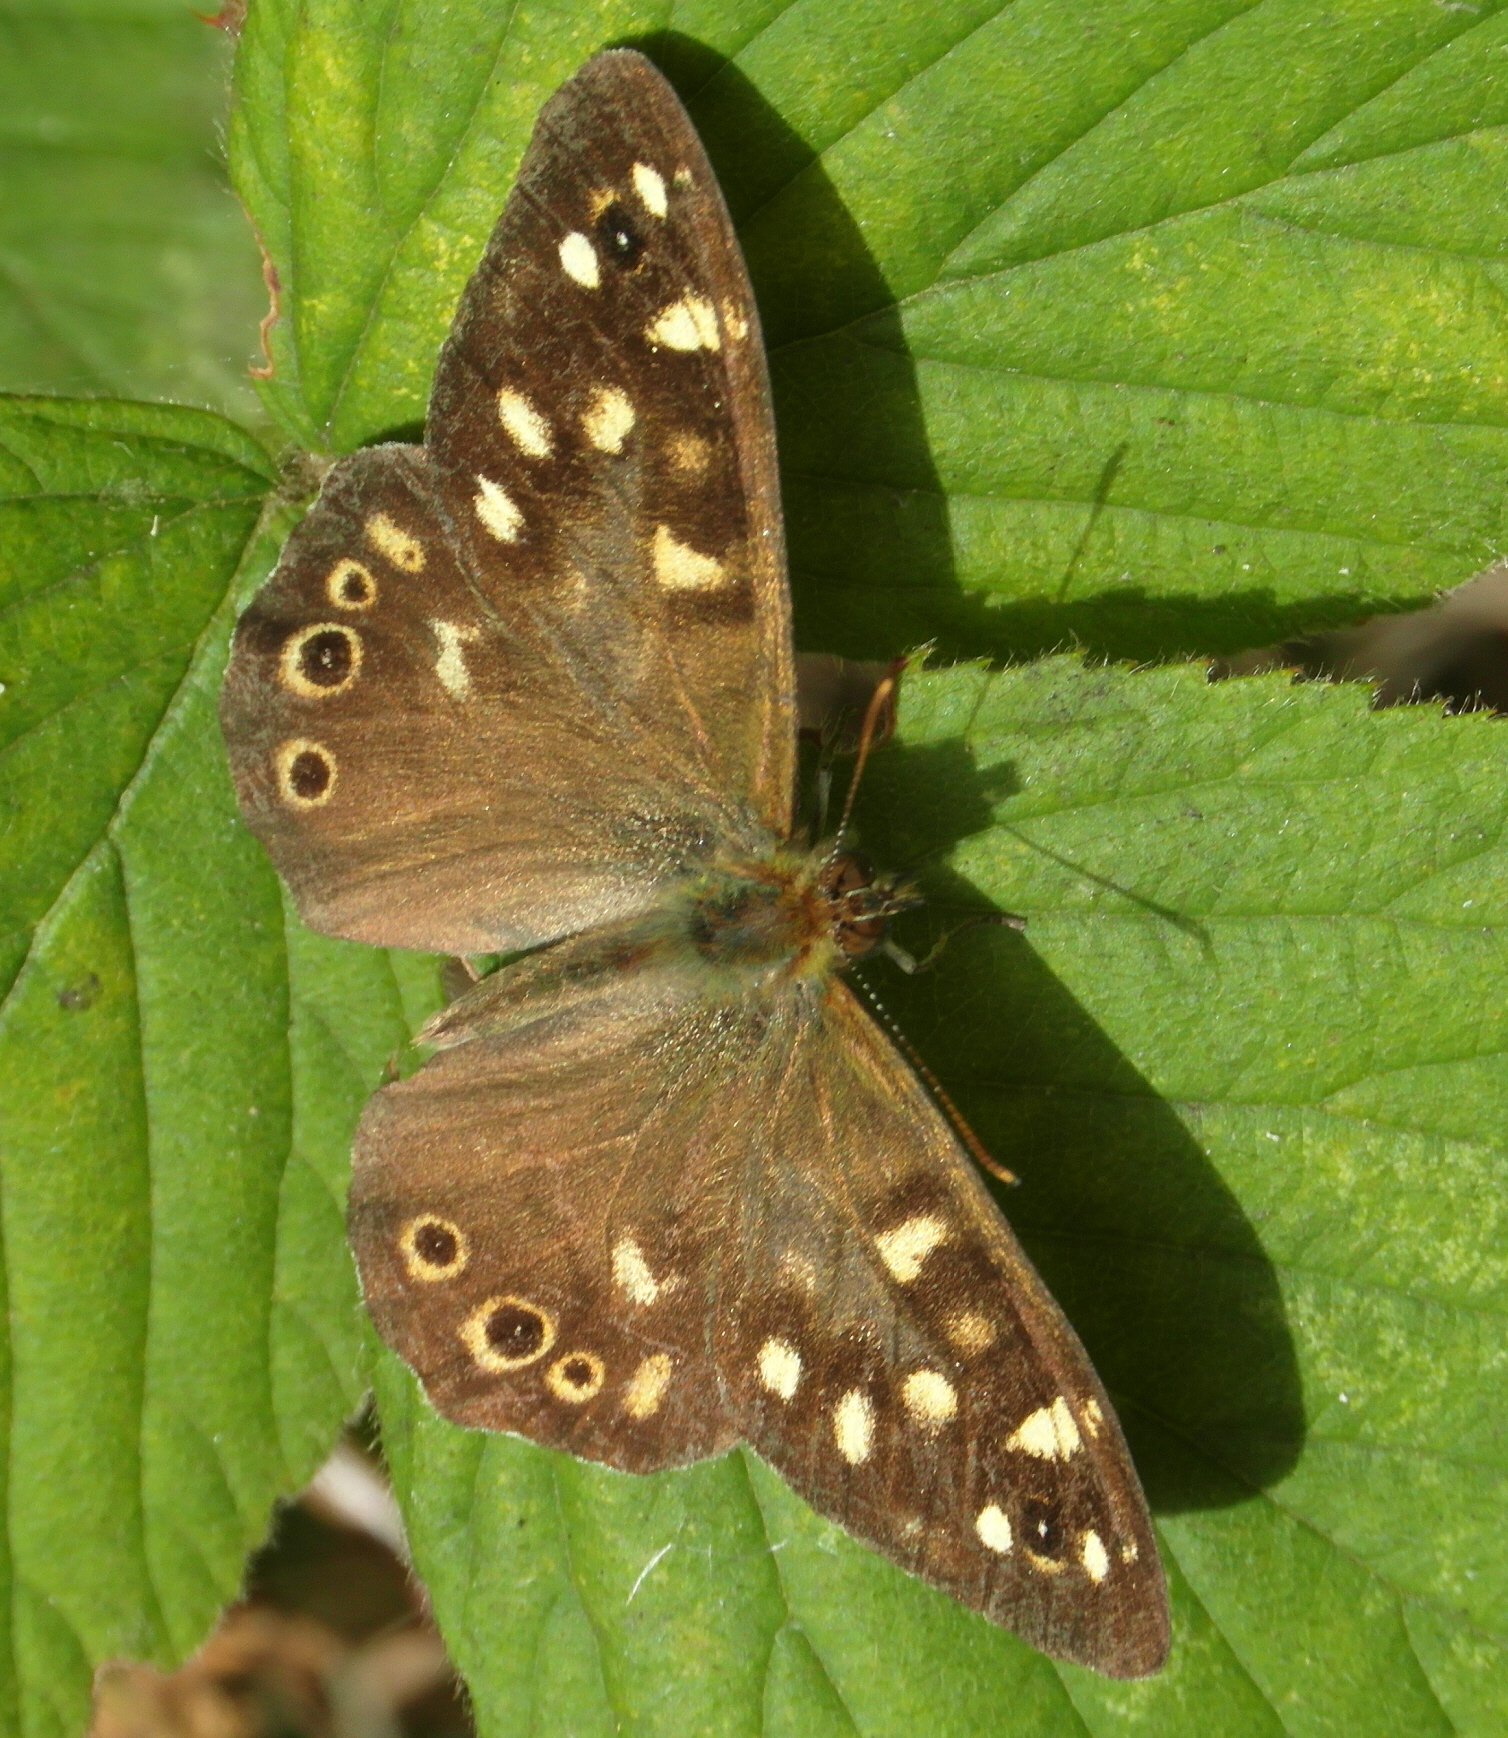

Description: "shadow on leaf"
852 733 1305 1514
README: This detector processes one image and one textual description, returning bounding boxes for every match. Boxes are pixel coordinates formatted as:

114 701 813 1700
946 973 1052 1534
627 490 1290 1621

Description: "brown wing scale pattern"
428 52 793 832
351 967 1167 1675
718 981 1168 1675
220 53 791 954
229 47 1170 1678
350 986 750 1471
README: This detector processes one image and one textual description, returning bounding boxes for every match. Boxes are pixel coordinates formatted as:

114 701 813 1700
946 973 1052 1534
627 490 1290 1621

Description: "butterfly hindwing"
721 980 1169 1676
350 969 1167 1675
219 52 792 954
350 983 752 1471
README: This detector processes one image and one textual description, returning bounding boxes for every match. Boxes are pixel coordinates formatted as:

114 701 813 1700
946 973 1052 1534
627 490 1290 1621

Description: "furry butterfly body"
220 51 1170 1677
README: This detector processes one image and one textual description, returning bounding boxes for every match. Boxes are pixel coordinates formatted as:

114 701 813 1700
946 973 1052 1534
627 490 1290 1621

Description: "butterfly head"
816 851 922 960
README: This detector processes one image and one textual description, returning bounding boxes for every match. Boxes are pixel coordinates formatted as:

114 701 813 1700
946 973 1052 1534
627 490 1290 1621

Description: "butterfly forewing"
220 52 791 954
429 52 794 836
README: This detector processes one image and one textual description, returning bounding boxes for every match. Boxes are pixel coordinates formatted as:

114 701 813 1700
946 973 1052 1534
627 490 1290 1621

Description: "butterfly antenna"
852 974 1019 1186
831 657 906 854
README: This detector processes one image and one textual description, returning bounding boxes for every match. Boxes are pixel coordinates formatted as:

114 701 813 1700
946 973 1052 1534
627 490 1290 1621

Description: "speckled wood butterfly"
220 50 1169 1676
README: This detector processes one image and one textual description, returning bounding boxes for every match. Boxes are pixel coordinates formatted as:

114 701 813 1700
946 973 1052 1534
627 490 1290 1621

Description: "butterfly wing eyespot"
593 199 647 269
461 1296 557 1372
325 559 377 609
278 623 362 698
546 1351 606 1403
274 738 337 807
398 1214 469 1282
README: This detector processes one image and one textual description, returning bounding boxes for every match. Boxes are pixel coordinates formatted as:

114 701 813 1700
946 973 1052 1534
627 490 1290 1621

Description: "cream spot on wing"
875 1214 949 1284
561 565 589 611
546 1350 606 1404
673 166 692 188
720 301 749 341
496 388 553 457
666 430 711 475
900 1369 957 1429
646 295 720 351
326 558 376 609
398 1214 468 1282
278 622 361 699
653 524 724 591
1120 1540 1140 1564
623 1352 673 1419
945 1310 997 1354
758 1338 802 1401
366 512 425 572
976 1505 1013 1554
1081 1530 1110 1584
1005 1396 1083 1461
275 738 336 807
429 620 481 699
1025 1549 1069 1576
559 231 600 288
632 161 668 217
1082 1397 1104 1437
833 1389 874 1465
778 1250 817 1294
581 385 635 453
474 474 523 542
612 1234 677 1306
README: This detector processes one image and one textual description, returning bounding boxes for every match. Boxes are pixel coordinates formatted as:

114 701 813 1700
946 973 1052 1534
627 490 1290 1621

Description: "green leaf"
11 1 1501 1732
233 0 1508 664
0 2 265 424
0 398 442 1737
216 3 1508 1734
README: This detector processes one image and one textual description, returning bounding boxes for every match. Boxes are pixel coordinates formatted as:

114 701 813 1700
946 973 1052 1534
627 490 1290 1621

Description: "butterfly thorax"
421 846 914 1051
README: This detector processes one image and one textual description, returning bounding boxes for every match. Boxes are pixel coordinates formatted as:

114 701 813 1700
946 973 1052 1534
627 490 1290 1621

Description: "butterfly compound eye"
594 200 646 269
462 1296 558 1371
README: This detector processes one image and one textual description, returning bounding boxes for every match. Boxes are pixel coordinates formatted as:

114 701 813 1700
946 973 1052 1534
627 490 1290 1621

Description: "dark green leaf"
235 0 1508 663
0 3 264 422
0 398 440 1736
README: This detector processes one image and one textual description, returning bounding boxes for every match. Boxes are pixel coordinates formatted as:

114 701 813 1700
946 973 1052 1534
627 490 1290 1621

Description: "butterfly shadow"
850 735 1306 1515
643 32 1416 676
635 35 1304 1507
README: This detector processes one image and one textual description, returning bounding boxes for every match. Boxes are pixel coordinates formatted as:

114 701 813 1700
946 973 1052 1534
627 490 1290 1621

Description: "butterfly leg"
883 910 1027 977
